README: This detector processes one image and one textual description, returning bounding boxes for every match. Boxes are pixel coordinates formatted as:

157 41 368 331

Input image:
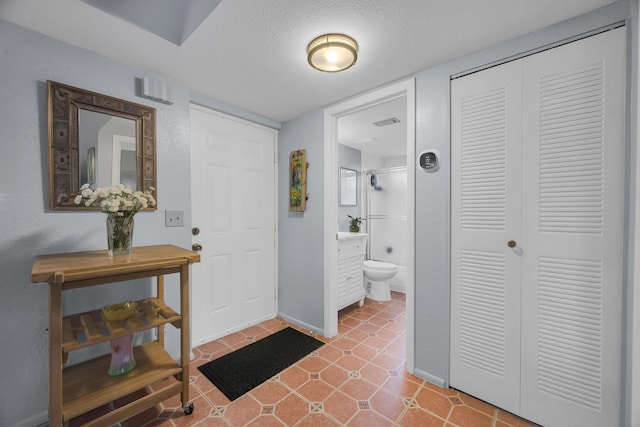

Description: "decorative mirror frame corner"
47 80 157 210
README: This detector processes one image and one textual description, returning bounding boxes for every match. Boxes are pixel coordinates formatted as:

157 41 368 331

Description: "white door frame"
323 79 416 372
111 134 135 186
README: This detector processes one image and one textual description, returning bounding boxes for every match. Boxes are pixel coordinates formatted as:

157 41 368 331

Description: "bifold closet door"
451 27 625 427
519 27 625 427
450 59 524 415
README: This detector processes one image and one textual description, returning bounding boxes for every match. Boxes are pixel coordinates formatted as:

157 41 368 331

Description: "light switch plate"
165 210 184 227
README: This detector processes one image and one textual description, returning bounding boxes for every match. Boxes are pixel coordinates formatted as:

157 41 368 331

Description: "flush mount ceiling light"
307 34 358 73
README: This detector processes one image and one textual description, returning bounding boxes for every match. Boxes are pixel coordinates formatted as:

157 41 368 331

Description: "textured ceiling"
0 0 618 122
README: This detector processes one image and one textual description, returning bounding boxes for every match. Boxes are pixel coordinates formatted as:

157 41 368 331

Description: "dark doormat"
197 326 324 401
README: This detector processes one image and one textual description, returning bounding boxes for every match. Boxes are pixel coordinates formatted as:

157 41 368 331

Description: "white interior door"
450 59 523 415
520 27 625 427
451 27 625 427
190 105 277 346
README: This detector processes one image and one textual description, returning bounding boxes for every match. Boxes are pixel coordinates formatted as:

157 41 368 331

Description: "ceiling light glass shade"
307 34 358 72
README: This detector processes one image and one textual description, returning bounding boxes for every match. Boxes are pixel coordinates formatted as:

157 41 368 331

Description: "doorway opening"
323 79 416 372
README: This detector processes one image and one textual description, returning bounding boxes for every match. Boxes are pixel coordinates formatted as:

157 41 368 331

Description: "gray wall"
413 0 632 387
1 0 637 425
276 109 326 332
276 3 636 423
338 143 362 232
0 20 193 426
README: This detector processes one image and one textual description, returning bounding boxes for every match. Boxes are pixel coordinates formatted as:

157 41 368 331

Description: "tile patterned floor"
71 292 537 426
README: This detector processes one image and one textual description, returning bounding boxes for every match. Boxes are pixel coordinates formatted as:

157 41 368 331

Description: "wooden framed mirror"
47 80 157 210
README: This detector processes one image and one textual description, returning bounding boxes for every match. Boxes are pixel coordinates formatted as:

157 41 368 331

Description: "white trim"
192 313 277 347
278 313 325 336
631 4 640 424
413 368 447 389
630 104 639 427
190 102 278 132
451 22 625 80
323 79 416 372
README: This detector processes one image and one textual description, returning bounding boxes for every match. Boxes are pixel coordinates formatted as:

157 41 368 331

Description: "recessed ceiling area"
0 0 618 122
81 0 222 46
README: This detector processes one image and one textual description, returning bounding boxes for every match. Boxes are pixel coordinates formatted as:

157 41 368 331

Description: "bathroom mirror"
340 167 357 206
47 80 157 210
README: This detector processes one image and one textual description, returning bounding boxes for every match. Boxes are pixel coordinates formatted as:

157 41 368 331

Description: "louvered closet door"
450 59 524 415
451 27 625 427
520 27 625 427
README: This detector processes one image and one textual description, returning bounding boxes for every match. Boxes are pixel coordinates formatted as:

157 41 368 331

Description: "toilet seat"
363 260 397 302
364 260 397 271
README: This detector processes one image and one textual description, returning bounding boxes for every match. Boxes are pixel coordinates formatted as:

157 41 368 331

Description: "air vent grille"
373 117 401 127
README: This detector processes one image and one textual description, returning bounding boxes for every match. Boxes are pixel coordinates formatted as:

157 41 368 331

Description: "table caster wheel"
183 402 194 415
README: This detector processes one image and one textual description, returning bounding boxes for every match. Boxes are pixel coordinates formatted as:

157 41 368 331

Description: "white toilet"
363 260 398 301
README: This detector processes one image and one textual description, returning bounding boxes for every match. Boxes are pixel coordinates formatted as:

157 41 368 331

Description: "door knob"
192 243 202 252
507 240 517 248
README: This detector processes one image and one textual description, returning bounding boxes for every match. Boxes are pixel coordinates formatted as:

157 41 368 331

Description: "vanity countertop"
337 232 368 241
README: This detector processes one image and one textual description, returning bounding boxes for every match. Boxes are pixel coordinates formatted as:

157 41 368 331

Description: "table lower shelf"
62 341 183 421
62 298 181 353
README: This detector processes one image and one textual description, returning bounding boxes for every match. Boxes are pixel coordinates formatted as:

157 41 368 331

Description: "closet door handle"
507 240 517 248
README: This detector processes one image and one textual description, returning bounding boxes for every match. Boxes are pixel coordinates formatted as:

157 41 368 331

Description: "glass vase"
106 215 134 257
107 334 136 376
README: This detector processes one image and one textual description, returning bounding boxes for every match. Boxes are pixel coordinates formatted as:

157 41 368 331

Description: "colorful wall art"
289 149 307 212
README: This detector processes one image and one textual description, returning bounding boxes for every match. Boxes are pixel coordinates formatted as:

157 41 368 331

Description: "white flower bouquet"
74 184 156 217
74 184 156 256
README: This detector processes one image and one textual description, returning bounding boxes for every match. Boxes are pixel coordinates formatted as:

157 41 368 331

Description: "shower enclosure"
364 167 407 293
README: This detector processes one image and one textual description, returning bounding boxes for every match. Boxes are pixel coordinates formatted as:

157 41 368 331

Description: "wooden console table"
31 244 200 427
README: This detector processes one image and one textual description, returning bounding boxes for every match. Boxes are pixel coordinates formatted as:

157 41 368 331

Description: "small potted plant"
348 215 363 233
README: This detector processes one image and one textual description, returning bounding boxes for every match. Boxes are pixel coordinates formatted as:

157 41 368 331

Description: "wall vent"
138 76 174 105
373 117 401 127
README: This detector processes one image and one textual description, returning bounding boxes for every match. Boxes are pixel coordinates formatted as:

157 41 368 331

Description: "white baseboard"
277 312 324 337
413 367 448 389
192 313 276 348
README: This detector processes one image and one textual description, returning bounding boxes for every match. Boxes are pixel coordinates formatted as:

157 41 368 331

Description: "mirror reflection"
78 110 137 189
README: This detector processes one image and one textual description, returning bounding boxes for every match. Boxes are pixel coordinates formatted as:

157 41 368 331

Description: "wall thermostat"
418 149 440 172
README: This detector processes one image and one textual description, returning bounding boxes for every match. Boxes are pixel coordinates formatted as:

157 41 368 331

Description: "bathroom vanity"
336 232 367 310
